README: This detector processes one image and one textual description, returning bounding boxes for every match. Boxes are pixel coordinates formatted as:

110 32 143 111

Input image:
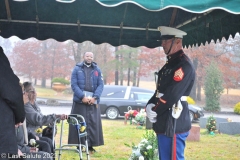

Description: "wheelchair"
52 114 90 160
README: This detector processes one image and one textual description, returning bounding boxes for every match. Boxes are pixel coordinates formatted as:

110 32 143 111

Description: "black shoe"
88 147 96 153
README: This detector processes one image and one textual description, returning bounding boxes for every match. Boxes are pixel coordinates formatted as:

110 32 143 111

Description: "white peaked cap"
157 26 187 39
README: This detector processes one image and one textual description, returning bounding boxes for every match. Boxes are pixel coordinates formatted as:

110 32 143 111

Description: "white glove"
146 103 157 120
148 117 157 123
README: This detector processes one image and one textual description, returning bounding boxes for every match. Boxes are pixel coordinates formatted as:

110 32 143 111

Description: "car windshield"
132 92 153 101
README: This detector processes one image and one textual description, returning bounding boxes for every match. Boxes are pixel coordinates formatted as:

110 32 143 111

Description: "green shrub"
234 102 240 115
203 61 224 112
52 77 70 85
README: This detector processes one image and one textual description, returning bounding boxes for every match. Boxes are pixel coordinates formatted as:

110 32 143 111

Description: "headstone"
218 122 240 135
199 117 228 130
187 125 200 141
215 117 229 129
145 117 152 129
199 117 207 129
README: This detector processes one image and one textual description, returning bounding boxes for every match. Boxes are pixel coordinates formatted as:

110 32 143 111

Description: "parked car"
99 85 153 119
99 85 204 122
188 104 204 122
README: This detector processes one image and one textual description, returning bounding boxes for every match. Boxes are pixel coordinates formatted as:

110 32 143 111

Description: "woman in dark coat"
0 46 25 158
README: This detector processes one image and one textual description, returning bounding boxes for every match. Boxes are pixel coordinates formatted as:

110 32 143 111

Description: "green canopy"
97 0 240 13
0 0 240 48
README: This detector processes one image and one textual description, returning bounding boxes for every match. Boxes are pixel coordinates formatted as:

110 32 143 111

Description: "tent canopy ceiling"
0 0 240 48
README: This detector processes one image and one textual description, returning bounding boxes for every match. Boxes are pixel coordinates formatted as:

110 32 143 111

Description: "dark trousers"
36 136 54 154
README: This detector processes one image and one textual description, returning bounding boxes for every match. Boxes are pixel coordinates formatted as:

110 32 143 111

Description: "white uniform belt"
180 96 187 101
157 93 187 101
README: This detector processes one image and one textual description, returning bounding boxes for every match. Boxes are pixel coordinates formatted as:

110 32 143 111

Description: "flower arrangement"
29 139 39 148
125 110 139 124
126 130 158 160
206 115 216 134
125 110 138 119
133 109 146 126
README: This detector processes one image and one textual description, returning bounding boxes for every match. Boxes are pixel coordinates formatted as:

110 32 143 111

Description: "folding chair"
52 114 90 160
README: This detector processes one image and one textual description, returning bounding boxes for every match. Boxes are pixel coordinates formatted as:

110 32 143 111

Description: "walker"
52 114 90 160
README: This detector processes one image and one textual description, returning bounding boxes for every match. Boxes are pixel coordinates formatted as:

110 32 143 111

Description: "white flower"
141 139 148 143
29 139 36 146
154 149 159 155
138 143 143 148
132 148 142 157
146 145 152 150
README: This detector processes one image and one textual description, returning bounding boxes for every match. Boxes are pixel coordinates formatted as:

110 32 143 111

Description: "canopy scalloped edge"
0 35 135 48
96 0 240 14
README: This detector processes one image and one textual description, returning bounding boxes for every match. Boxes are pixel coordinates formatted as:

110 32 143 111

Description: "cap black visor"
160 35 175 40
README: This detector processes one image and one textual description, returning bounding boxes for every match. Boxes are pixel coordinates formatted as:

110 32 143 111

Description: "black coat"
0 47 25 155
68 102 104 147
147 50 195 134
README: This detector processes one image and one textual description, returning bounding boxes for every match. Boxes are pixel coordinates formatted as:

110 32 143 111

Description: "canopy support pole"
77 20 81 33
146 23 149 40
4 0 11 20
176 11 212 28
35 0 39 39
119 22 123 45
0 19 159 31
169 8 178 27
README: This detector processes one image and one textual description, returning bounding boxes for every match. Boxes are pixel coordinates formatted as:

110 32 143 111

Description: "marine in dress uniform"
146 27 196 160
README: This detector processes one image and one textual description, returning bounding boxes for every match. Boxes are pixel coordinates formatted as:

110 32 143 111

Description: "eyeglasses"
27 89 36 93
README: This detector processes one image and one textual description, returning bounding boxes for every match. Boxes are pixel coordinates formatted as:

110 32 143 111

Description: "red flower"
124 110 138 119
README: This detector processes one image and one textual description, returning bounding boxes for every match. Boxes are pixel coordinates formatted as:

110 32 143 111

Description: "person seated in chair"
20 82 52 154
15 122 52 160
22 82 68 156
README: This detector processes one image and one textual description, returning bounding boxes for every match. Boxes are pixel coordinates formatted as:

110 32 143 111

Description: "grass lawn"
35 86 72 100
53 120 240 160
34 83 240 159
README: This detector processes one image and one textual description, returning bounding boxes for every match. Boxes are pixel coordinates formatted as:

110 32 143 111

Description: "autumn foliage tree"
184 34 240 102
10 39 41 81
68 41 115 84
10 38 75 87
6 33 240 94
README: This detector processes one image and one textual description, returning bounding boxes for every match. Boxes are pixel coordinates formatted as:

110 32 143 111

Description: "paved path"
40 105 71 115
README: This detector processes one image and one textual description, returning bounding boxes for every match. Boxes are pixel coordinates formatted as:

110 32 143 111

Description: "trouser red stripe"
173 134 177 160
